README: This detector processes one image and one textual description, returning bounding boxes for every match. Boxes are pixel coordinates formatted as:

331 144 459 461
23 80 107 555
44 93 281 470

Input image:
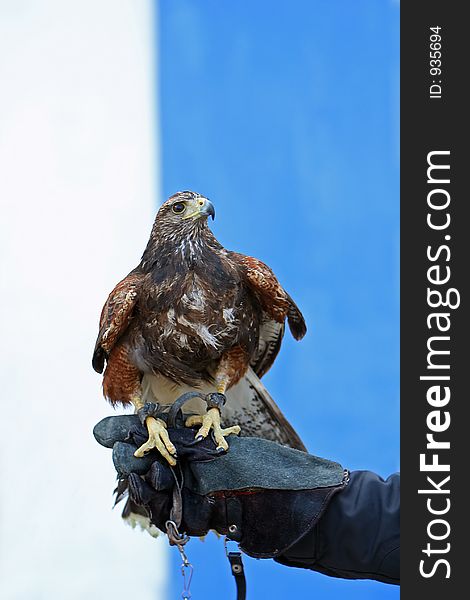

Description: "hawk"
93 191 307 464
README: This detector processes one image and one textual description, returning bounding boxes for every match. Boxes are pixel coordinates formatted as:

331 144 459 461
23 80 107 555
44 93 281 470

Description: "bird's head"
142 191 217 263
158 190 215 229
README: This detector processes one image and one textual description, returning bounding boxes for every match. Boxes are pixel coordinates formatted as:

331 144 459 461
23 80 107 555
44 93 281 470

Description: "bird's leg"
185 376 241 451
131 396 177 466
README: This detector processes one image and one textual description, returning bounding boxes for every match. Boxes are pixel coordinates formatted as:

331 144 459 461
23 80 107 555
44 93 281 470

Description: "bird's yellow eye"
172 202 185 214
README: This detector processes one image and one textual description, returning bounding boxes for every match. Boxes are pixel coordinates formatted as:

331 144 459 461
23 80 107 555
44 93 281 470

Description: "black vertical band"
401 3 467 597
228 552 247 600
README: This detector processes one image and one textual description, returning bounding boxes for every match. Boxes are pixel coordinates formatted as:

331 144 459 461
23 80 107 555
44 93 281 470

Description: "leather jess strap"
228 551 247 600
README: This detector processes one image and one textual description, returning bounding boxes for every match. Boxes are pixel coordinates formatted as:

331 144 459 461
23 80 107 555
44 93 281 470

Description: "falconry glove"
93 414 345 558
94 414 399 585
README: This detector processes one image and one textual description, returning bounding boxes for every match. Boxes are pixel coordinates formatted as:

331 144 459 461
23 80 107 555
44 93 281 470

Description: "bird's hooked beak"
200 198 215 220
184 197 215 221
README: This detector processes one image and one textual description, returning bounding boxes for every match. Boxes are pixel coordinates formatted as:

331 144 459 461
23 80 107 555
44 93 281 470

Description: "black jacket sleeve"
275 470 400 585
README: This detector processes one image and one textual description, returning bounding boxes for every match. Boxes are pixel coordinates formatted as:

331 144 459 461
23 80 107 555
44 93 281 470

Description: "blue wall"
157 1 399 597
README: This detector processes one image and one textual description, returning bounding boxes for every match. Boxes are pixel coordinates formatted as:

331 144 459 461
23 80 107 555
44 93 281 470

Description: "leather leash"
228 550 247 600
166 392 248 598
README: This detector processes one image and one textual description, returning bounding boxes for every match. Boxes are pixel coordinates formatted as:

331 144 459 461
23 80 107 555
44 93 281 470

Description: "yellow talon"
134 416 177 466
185 407 241 450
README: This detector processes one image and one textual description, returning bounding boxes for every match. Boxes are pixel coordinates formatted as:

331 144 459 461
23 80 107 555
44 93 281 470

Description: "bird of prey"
93 191 307 464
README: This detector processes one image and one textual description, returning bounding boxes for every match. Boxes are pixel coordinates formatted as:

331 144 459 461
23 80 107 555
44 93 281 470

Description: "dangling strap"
167 391 206 427
166 391 247 599
228 551 247 600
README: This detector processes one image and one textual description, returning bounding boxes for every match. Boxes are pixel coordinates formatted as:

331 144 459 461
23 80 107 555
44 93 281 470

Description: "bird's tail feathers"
223 368 307 451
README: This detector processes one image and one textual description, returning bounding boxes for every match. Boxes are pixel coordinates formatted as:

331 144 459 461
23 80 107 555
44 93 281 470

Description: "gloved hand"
93 413 346 558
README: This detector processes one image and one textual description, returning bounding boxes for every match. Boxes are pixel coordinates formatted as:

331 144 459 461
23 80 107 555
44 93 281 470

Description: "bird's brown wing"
217 252 307 451
92 271 143 373
230 252 307 377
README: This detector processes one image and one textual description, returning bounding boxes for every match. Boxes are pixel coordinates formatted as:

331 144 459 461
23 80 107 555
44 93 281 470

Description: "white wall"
0 1 167 598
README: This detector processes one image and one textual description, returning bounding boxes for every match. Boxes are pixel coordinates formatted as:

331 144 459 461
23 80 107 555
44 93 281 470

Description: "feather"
92 272 142 373
225 368 307 451
250 320 285 379
121 499 160 537
286 293 307 340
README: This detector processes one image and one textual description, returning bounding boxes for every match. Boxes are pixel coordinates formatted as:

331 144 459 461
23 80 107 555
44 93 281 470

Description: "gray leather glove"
93 413 346 558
